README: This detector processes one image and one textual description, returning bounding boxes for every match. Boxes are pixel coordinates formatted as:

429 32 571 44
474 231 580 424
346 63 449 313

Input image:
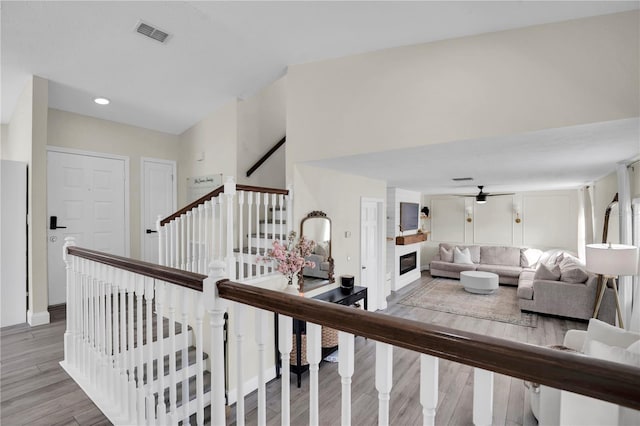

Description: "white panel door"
47 151 127 305
361 200 379 311
141 158 175 263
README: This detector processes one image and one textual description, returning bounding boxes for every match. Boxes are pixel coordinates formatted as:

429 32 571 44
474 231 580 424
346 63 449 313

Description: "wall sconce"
514 204 522 224
466 206 473 223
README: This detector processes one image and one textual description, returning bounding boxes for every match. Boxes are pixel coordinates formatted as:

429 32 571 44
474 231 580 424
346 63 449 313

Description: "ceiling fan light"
476 200 487 204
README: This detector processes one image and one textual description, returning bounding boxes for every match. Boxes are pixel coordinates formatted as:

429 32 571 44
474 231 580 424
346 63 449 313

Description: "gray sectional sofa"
430 243 616 323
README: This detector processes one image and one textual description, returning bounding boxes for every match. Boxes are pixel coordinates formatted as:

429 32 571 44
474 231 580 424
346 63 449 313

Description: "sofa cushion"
476 264 522 278
520 248 543 268
439 246 454 262
480 246 521 266
453 247 473 264
534 264 561 281
430 260 477 273
440 243 480 264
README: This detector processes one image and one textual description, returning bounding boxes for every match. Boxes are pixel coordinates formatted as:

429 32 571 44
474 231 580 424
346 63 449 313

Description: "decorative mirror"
298 211 334 292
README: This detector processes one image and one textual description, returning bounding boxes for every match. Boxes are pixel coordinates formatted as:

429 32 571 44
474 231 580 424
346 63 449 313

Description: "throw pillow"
533 264 561 281
560 266 589 283
453 247 473 265
581 318 640 352
439 246 454 263
628 340 640 354
584 340 640 368
520 248 543 268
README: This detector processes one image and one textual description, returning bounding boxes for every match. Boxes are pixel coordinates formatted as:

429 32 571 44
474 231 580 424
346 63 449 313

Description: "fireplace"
399 251 417 275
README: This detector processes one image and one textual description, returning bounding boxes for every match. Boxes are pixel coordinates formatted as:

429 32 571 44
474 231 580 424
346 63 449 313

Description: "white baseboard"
27 309 50 326
227 365 277 405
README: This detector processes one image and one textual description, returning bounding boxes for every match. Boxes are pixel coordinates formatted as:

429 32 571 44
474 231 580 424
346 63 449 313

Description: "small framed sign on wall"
187 173 223 203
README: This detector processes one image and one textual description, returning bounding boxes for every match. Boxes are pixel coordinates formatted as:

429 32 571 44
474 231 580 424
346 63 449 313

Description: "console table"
275 285 368 387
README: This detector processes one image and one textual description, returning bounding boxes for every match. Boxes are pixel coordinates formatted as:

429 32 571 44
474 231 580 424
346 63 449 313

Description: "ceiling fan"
459 186 515 204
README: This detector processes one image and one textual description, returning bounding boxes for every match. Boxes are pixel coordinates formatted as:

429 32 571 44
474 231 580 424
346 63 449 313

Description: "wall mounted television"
399 202 419 231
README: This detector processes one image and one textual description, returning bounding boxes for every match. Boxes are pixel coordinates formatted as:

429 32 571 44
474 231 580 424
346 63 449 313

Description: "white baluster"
375 342 393 426
157 215 165 266
170 221 176 268
262 192 269 273
204 261 228 426
155 282 167 424
181 214 186 270
247 192 253 280
181 288 191 425
210 198 217 261
218 196 224 262
307 323 322 426
473 368 494 426
186 211 192 272
135 274 145 425
112 271 123 414
79 259 88 376
270 193 277 244
420 355 439 426
89 262 97 385
99 265 106 391
339 331 355 426
235 303 246 426
254 308 267 426
105 267 113 402
279 314 293 426
127 272 137 422
238 191 245 280
192 208 198 272
204 201 210 269
145 277 155 423
254 193 262 277
167 285 178 423
63 237 76 367
277 193 284 241
198 204 204 273
194 291 205 426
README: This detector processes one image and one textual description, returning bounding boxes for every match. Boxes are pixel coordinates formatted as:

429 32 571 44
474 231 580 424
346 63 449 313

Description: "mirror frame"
298 210 335 292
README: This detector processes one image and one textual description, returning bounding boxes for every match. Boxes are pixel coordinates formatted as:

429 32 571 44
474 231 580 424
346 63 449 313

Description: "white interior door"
47 150 127 306
141 158 176 263
361 199 381 311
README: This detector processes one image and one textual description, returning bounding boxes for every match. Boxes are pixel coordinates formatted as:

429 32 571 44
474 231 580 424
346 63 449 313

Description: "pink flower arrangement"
261 231 316 286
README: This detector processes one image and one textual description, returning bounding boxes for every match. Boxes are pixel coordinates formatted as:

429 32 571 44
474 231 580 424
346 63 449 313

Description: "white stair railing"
62 231 640 426
157 177 292 281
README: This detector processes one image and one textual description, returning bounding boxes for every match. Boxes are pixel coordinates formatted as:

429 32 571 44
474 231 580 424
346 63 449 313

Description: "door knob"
146 229 158 234
362 266 367 270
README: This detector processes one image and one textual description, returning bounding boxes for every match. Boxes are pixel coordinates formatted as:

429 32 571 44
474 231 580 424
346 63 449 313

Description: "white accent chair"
535 319 640 425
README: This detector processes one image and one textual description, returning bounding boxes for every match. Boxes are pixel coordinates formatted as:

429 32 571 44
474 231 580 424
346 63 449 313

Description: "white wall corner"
27 309 50 326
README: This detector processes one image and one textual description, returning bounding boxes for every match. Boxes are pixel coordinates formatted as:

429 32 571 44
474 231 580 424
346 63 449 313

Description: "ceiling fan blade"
486 192 515 197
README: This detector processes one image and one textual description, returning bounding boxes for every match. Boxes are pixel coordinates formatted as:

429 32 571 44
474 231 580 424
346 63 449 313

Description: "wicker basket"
290 326 339 365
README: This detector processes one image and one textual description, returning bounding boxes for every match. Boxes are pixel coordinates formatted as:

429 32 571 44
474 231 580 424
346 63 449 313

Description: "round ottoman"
460 271 499 294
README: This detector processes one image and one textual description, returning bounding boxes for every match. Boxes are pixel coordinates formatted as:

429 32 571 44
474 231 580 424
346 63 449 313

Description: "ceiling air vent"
452 177 474 182
135 20 171 44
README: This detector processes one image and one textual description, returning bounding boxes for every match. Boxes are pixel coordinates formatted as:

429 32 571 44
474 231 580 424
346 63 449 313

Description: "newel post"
204 260 228 426
63 236 77 367
157 214 165 266
223 177 237 280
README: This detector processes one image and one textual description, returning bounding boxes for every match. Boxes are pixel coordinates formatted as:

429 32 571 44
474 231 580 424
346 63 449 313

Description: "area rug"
399 278 538 327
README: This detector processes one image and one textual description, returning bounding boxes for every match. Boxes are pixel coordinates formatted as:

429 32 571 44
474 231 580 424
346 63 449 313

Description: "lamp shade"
585 243 639 276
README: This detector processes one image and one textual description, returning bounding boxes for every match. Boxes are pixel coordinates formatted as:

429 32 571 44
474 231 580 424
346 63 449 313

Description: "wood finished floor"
1 273 587 425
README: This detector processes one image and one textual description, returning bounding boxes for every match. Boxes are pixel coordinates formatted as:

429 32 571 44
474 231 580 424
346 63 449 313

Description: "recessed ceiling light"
94 97 110 105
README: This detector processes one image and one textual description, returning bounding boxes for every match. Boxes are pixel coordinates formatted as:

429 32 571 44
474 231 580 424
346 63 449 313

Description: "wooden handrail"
246 136 286 178
67 246 206 291
159 184 288 226
160 185 225 226
217 279 640 411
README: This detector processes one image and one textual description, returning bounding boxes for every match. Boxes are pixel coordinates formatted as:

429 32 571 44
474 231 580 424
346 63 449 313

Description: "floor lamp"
586 243 639 328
